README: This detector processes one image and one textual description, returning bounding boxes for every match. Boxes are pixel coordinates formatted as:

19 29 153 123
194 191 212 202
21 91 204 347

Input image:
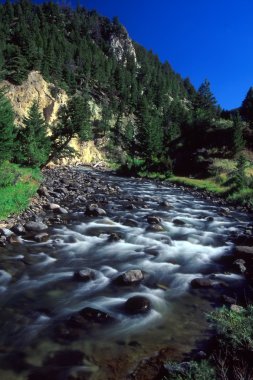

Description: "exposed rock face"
109 27 137 65
1 71 107 166
1 71 68 125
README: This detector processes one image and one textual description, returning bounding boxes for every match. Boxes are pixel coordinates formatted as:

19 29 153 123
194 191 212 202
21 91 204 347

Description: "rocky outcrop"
1 71 68 125
1 71 108 165
109 27 137 65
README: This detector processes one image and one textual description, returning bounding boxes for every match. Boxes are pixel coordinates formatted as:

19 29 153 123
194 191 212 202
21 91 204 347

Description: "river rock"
173 219 185 226
25 221 48 232
67 314 87 329
79 307 114 323
146 224 164 232
54 207 68 215
235 246 253 260
221 295 236 305
234 234 253 246
124 296 151 314
116 269 144 285
191 278 215 288
85 204 106 217
233 259 246 273
108 233 121 242
147 215 161 224
8 234 22 244
34 232 49 243
54 323 81 342
37 186 49 197
0 228 14 237
73 269 95 282
123 219 139 227
44 203 60 211
11 224 26 235
160 200 171 208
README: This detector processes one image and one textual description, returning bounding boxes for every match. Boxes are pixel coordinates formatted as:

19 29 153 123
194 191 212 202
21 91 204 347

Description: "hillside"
0 0 252 207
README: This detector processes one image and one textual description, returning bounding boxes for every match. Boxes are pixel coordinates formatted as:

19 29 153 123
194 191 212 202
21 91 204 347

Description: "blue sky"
82 0 253 110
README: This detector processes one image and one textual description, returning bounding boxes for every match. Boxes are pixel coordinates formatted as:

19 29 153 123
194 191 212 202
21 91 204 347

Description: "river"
0 168 249 380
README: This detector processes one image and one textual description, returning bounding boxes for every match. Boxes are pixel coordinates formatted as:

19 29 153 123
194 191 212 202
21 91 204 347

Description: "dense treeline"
0 0 252 177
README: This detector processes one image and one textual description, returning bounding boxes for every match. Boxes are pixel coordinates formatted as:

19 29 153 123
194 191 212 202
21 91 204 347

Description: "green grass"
0 163 41 220
169 176 229 194
227 187 253 208
138 170 170 180
208 305 253 351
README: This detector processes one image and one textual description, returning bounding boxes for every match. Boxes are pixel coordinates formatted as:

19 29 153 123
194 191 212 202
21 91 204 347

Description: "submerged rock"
159 200 171 208
191 278 215 288
147 215 161 224
73 269 95 282
79 307 114 323
172 219 185 226
146 224 164 232
123 218 139 227
124 295 151 314
108 233 121 242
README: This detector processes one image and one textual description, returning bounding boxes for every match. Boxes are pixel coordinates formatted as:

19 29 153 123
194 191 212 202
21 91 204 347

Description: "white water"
0 169 248 379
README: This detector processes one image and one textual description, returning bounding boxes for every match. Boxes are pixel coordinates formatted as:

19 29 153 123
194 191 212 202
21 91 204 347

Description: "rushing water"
0 169 249 380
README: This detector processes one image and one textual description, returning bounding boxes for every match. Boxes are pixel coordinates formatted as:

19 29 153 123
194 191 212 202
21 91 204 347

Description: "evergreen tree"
0 88 15 164
49 95 91 162
15 101 51 167
241 87 253 126
231 112 245 157
230 154 247 190
195 79 217 118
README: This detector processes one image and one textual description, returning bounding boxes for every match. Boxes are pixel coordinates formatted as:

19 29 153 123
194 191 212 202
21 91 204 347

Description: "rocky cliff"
1 71 107 165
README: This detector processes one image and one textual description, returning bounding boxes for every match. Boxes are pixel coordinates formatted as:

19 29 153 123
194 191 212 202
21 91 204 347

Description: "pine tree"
0 88 15 164
231 112 245 157
48 95 91 163
15 102 51 167
241 87 253 126
195 79 217 118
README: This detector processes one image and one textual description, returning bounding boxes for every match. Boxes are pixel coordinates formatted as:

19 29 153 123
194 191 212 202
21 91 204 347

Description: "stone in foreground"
124 295 151 314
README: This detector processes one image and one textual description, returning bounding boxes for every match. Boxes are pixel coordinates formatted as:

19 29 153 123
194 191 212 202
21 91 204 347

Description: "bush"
0 161 21 187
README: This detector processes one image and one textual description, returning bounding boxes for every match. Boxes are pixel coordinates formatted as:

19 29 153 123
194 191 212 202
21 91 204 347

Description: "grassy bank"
162 305 253 380
0 162 41 221
169 176 229 194
118 157 253 209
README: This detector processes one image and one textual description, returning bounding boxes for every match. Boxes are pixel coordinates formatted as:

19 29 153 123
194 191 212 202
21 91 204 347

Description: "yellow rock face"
1 71 68 124
1 71 107 165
